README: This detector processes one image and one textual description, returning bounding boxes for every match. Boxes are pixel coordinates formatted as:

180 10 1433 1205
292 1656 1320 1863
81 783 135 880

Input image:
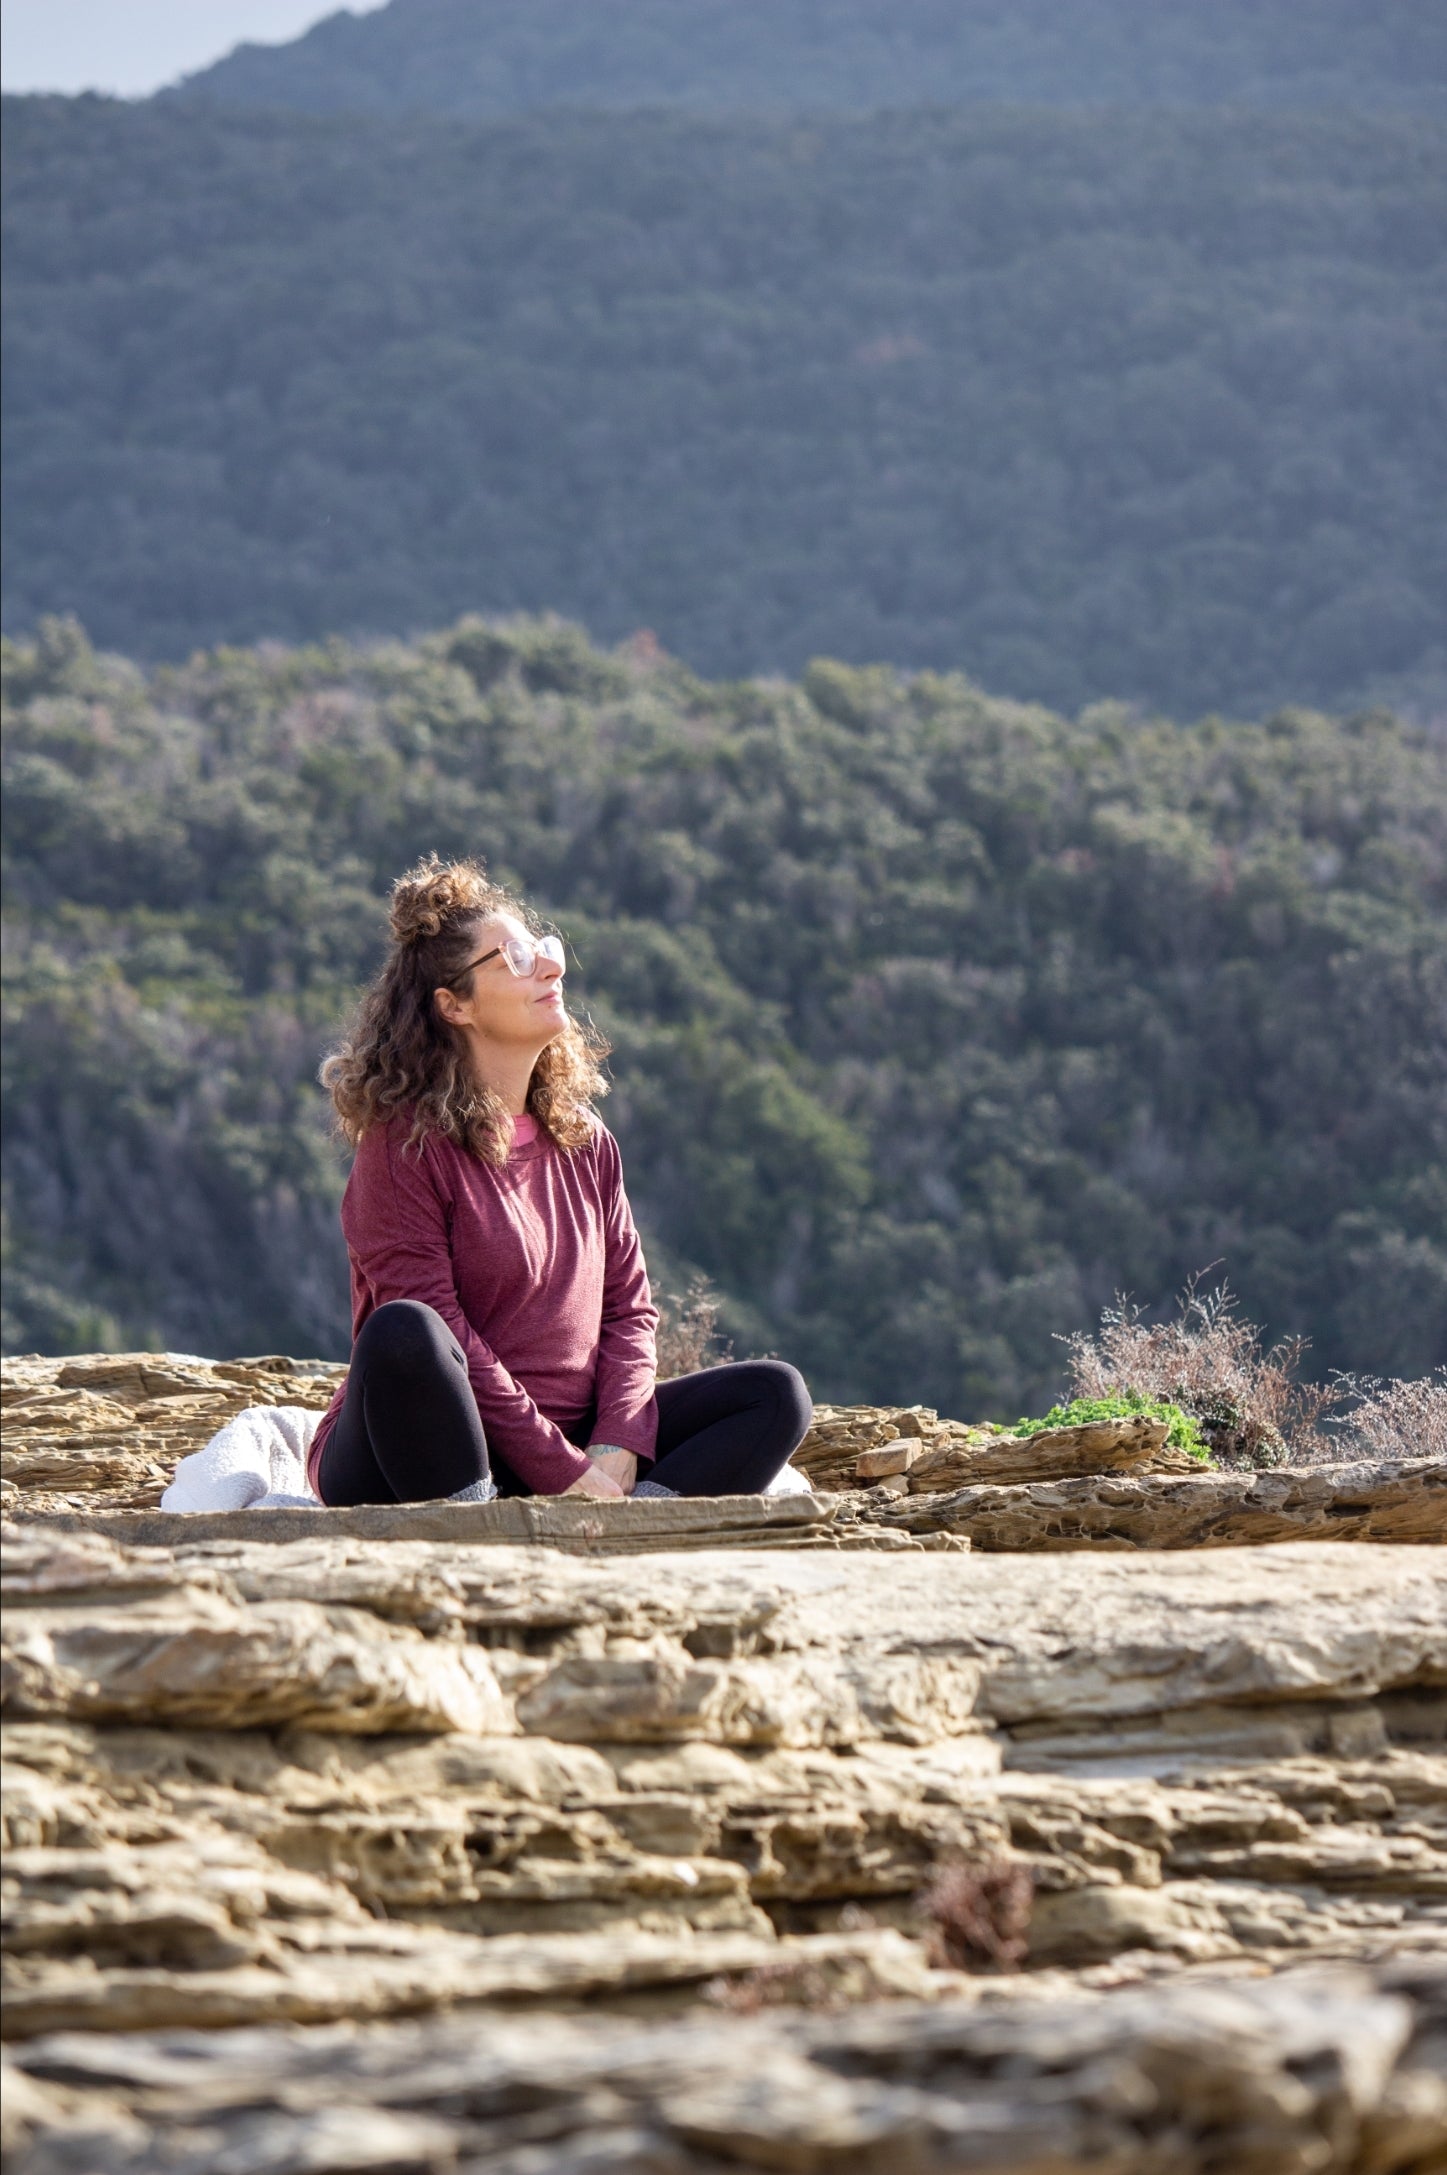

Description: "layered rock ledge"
4 1351 1445 2171
4 1526 1444 2048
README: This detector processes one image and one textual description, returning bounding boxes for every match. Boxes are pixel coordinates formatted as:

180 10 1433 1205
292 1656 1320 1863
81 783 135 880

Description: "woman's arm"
344 1125 594 1495
587 1129 660 1466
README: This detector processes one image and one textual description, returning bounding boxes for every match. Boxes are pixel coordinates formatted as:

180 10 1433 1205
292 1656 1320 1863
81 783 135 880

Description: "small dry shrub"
655 1275 731 1379
1328 1368 1447 1459
1063 1272 1344 1467
922 1856 1033 1971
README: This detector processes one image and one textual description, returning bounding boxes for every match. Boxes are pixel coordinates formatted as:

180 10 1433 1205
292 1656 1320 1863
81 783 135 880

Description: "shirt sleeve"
586 1127 660 1463
343 1123 592 1495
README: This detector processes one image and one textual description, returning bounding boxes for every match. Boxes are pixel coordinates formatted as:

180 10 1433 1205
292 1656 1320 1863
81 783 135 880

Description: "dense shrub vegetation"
4 615 1443 1416
176 0 1447 120
4 97 1444 719
1009 1396 1210 1463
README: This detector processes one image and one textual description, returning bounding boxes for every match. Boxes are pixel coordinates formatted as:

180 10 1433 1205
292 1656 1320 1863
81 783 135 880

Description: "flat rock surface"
6 1961 1445 2173
794 1401 1201 1492
8 1527 1442 1731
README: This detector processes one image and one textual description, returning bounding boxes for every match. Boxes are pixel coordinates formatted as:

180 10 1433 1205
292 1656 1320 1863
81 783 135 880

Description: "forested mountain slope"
4 616 1443 1413
177 0 1447 118
4 99 1444 719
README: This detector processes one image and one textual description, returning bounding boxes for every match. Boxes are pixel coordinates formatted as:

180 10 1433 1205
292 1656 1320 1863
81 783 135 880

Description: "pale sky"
1 1 386 99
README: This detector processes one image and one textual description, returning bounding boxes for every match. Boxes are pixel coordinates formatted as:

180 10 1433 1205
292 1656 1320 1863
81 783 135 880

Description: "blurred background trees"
4 2 1444 1407
175 0 1447 118
3 94 1444 721
4 616 1442 1411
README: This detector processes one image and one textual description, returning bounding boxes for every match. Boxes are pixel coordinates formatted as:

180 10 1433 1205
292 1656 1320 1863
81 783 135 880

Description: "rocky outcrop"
1 1354 342 1515
4 1354 1445 2172
15 1490 964 1555
7 1355 1440 1547
26 1452 1444 1555
4 1524 1444 2051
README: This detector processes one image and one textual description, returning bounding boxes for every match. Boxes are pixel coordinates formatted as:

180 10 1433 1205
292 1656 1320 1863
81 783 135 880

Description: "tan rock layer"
5 1361 1444 2171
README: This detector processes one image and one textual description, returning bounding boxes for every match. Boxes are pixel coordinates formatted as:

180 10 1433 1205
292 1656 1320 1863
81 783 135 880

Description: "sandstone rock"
798 1402 1197 1495
515 1644 983 1748
905 1413 1197 1490
1022 1878 1242 1964
1 1530 514 1736
854 1439 921 1478
793 1402 940 1490
3 1525 1444 2055
7 1346 1438 1551
8 1526 1442 1747
21 1490 950 1555
23 1451 1443 1557
4 1488 1446 2172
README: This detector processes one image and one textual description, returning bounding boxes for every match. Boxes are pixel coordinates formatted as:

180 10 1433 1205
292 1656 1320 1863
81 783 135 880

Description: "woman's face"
435 913 566 1050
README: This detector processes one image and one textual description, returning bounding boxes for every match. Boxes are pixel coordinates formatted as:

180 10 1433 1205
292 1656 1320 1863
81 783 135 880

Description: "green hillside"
4 99 1444 719
5 615 1444 1416
177 0 1447 118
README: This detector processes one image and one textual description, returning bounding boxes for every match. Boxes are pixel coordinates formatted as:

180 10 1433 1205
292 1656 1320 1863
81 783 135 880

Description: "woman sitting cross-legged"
307 854 812 1508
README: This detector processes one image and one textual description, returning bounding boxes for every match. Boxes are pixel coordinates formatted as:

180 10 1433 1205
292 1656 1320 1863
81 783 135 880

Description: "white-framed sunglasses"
448 932 566 984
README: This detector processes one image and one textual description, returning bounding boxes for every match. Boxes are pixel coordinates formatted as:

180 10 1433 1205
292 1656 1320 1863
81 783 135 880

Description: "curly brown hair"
321 855 610 1165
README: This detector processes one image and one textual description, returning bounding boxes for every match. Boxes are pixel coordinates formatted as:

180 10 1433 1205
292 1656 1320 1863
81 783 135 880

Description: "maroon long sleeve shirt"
308 1111 660 1499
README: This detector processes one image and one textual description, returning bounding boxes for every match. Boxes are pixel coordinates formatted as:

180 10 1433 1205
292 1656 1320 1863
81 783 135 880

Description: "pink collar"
511 1112 540 1145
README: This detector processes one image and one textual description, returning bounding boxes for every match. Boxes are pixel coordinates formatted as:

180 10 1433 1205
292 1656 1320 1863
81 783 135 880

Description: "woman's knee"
354 1300 459 1375
775 1360 814 1440
746 1359 813 1444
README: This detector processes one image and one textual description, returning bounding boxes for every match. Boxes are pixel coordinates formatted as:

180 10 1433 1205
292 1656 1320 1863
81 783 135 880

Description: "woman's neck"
460 1034 541 1117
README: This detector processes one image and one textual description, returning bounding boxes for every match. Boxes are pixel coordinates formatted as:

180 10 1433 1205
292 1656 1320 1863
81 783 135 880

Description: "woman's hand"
563 1461 627 1500
588 1447 638 1494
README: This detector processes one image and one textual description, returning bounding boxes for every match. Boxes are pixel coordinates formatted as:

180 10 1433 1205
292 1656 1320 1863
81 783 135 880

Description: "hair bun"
388 853 493 945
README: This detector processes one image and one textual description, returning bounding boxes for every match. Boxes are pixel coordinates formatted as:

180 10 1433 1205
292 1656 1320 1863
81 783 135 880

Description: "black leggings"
317 1299 812 1507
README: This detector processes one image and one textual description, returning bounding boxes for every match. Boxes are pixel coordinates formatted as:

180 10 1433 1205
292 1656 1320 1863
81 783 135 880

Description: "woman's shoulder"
580 1112 619 1162
350 1109 454 1183
353 1107 417 1157
582 1118 634 1201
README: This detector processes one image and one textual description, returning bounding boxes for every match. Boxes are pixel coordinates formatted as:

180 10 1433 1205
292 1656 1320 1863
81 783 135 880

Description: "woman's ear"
433 983 467 1030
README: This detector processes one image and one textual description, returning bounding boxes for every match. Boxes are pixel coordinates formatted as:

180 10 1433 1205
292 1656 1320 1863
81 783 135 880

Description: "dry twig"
655 1275 731 1379
1327 1368 1447 1459
922 1857 1034 1971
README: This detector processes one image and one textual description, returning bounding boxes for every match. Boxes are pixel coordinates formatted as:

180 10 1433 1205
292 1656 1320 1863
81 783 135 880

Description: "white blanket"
161 1405 814 1514
162 1405 322 1512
